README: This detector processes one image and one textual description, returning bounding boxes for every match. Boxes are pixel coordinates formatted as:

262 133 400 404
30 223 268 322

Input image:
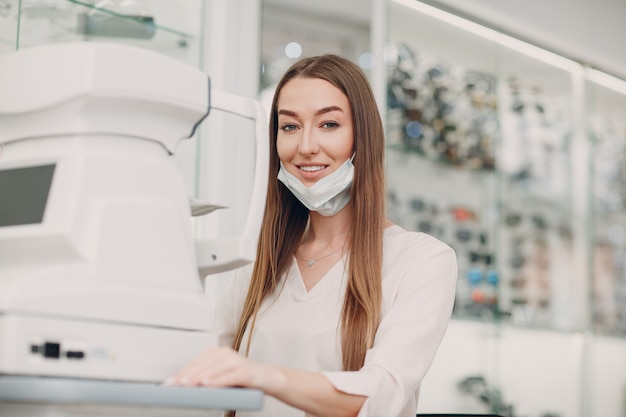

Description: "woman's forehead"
278 77 349 112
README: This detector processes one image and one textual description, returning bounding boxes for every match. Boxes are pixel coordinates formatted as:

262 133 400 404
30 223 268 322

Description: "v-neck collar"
289 255 347 301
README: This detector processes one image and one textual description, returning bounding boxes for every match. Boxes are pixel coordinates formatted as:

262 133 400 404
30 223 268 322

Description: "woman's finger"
166 346 238 386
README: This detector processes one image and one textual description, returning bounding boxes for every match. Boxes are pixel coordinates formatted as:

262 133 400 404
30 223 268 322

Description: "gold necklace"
297 244 345 267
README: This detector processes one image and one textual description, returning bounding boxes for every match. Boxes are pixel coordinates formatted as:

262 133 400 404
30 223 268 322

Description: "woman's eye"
321 121 339 129
280 124 298 132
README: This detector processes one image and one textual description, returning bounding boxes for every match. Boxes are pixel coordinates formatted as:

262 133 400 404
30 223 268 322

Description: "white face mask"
277 156 354 216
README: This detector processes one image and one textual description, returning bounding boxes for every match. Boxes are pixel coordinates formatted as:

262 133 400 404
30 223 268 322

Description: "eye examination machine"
0 42 267 415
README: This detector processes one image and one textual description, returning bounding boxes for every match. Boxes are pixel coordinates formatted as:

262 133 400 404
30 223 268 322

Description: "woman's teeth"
300 165 325 172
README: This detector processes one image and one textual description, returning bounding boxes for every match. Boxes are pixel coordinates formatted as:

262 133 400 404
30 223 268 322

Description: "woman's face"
276 77 354 187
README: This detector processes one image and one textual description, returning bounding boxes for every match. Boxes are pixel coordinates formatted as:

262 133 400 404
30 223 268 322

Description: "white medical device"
0 42 268 384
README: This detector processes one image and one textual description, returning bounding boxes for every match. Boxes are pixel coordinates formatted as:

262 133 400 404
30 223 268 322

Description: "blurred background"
2 1 625 416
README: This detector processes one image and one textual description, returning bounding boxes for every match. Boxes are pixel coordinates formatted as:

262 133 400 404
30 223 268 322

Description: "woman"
169 54 458 417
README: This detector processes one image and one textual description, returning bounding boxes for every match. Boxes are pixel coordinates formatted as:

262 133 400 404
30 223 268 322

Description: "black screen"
0 164 56 227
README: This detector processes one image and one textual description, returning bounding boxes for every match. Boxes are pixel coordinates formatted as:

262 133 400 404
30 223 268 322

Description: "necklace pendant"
307 259 315 267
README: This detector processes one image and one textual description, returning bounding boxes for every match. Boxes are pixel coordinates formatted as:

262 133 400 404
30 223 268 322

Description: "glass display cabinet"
386 0 588 332
2 0 203 65
385 2 626 417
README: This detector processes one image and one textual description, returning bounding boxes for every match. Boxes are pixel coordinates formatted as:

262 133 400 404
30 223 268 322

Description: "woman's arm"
170 231 457 417
167 346 366 417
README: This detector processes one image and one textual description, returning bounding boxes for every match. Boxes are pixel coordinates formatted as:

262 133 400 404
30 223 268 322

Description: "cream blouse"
214 225 458 417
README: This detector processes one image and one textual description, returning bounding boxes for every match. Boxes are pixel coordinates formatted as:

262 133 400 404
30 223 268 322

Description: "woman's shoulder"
382 223 457 275
384 223 455 256
382 224 458 287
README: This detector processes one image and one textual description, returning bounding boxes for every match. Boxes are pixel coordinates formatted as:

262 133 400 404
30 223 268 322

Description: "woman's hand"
165 346 365 417
165 346 284 393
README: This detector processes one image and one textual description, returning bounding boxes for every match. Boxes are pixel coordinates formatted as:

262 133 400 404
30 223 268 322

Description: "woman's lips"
297 164 328 181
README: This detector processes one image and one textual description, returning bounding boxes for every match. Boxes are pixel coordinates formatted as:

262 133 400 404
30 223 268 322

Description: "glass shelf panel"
496 45 581 331
15 0 203 66
587 78 626 337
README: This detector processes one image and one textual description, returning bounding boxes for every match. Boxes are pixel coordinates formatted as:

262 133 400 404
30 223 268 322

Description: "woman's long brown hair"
231 54 385 371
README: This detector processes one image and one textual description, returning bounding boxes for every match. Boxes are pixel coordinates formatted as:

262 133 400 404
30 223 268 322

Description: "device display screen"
0 164 56 227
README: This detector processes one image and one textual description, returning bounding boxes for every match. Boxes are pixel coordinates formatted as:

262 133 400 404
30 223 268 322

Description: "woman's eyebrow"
315 105 343 116
278 109 298 117
277 106 344 118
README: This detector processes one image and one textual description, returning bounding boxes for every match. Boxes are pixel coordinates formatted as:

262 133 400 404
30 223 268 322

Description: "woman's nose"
298 127 319 155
